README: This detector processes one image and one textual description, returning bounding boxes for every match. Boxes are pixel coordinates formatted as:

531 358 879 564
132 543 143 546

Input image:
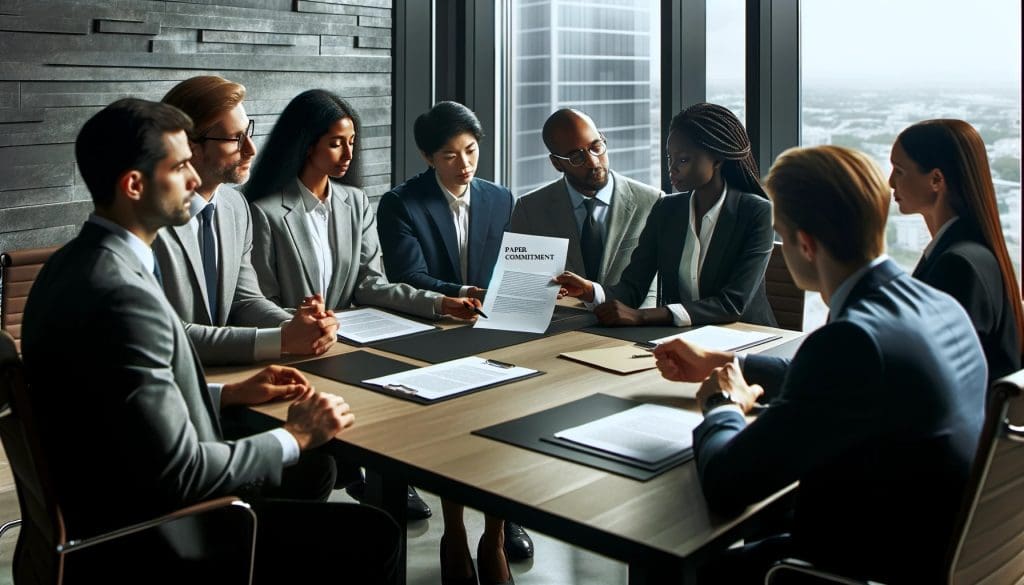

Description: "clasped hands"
653 339 763 414
221 364 354 451
550 271 667 326
282 294 338 355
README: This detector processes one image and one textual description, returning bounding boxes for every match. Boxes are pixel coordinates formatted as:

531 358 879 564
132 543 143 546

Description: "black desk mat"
294 350 544 405
369 305 598 364
473 393 693 481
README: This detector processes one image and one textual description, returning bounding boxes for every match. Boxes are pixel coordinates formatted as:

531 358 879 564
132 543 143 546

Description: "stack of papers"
336 308 434 344
363 356 538 401
650 325 781 352
553 404 704 465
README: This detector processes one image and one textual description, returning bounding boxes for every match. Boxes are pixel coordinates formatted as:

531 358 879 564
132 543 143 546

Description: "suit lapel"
913 219 966 279
281 182 320 295
422 171 462 280
169 222 212 321
550 182 585 275
661 194 691 303
699 188 739 296
327 183 353 309
213 195 236 325
467 179 492 285
602 173 636 281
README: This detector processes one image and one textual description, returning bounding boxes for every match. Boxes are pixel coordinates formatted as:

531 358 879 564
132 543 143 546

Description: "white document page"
554 404 704 464
363 356 537 400
650 325 780 352
474 232 568 334
335 308 434 344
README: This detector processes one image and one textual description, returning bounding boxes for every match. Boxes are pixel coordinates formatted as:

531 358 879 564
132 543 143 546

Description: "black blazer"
694 259 987 583
376 168 514 297
913 218 1021 380
605 188 776 326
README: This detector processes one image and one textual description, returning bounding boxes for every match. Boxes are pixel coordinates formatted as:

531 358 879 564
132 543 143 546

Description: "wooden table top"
207 319 802 564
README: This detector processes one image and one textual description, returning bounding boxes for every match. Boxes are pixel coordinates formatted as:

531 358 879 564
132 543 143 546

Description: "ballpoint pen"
631 354 654 359
464 301 489 319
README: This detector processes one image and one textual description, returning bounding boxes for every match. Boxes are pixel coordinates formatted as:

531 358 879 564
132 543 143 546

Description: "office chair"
765 242 804 331
0 246 59 354
764 368 1024 584
0 330 258 584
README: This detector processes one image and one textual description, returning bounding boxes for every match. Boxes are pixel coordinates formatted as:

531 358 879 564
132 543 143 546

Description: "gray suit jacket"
510 171 661 306
21 221 282 538
153 185 293 365
249 180 441 317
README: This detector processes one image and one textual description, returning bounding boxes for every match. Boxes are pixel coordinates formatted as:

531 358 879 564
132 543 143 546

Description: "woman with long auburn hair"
890 118 1023 379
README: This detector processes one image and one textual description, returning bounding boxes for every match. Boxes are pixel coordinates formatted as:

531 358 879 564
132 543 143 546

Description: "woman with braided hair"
556 102 777 327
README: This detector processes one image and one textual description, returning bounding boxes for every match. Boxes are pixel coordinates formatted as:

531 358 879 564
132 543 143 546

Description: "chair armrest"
58 496 254 554
765 558 885 585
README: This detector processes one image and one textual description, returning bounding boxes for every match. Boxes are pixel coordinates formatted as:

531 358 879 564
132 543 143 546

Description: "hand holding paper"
474 232 569 333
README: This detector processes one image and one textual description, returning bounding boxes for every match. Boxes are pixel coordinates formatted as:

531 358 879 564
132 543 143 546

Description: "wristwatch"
701 390 737 415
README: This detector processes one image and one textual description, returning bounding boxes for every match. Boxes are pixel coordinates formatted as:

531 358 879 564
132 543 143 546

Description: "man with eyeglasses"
511 109 662 305
154 75 338 367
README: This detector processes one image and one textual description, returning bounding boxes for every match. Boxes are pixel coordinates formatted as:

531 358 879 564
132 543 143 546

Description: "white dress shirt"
296 178 335 296
436 173 473 297
86 213 299 466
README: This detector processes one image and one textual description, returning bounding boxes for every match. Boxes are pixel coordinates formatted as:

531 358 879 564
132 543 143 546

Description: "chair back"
765 242 804 331
1 247 58 353
949 369 1024 585
0 329 67 583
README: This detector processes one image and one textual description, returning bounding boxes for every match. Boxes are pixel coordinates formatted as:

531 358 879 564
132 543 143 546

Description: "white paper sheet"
362 356 538 401
335 308 435 344
650 325 781 352
474 232 568 333
554 404 704 464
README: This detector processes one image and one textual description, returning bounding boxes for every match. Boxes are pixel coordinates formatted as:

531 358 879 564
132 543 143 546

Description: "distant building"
510 0 660 195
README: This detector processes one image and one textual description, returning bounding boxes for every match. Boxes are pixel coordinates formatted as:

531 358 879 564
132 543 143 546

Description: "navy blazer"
913 218 1021 380
606 188 776 326
376 168 514 297
694 259 987 583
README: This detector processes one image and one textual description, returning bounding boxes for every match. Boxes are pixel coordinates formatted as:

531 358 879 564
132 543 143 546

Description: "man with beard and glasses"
511 109 662 306
154 75 338 367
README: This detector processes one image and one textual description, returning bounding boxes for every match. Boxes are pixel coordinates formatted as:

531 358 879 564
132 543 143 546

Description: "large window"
706 0 745 124
801 0 1022 329
506 0 662 196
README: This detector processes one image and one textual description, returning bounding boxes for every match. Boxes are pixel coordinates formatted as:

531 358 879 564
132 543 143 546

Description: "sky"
707 0 1022 89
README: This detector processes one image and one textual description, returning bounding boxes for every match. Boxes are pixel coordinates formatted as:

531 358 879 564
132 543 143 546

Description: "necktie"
581 197 603 280
198 204 219 323
152 251 163 286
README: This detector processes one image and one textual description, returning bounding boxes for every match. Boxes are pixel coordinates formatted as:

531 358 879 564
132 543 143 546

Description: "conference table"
207 311 803 584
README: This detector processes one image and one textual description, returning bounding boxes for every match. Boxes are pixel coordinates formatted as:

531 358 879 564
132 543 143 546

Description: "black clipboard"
369 305 597 363
474 393 694 481
294 350 545 405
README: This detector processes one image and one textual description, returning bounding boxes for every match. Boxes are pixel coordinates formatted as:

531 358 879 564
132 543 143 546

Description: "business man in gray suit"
20 98 398 584
153 75 337 366
510 108 662 306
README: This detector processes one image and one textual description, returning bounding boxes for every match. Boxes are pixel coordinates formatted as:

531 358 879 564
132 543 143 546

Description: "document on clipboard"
362 356 540 401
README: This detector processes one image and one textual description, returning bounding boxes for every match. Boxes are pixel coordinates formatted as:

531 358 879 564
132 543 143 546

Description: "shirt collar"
922 216 959 260
565 173 615 210
189 189 216 220
86 213 154 273
828 254 890 319
436 172 471 208
687 181 729 228
296 177 332 213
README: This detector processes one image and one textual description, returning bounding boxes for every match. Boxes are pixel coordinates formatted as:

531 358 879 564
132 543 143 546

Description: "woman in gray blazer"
244 90 478 322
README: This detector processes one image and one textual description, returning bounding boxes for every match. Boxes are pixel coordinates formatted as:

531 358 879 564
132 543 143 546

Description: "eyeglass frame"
197 119 255 150
549 135 608 167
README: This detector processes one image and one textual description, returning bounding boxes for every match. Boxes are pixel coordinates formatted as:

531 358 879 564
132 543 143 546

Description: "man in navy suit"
654 145 987 584
377 101 514 299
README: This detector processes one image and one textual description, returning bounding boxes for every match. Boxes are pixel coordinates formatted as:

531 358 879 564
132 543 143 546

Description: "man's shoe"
347 483 431 520
503 522 533 561
407 486 432 520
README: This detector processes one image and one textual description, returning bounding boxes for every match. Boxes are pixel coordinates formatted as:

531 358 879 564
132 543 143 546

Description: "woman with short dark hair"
890 119 1023 379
